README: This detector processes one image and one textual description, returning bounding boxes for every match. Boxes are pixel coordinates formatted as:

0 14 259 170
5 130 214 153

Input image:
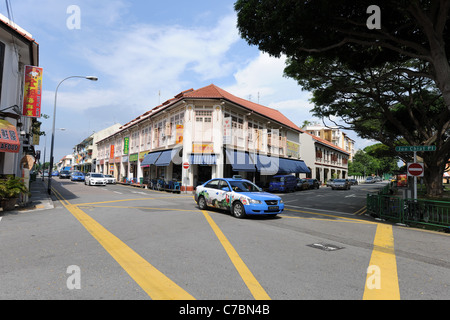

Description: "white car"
85 173 106 186
104 174 116 184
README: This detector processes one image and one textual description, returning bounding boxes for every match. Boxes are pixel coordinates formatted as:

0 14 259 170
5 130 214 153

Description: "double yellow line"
52 187 270 300
354 206 367 216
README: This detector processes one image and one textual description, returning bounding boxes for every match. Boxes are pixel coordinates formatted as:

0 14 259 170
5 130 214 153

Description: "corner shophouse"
96 84 311 191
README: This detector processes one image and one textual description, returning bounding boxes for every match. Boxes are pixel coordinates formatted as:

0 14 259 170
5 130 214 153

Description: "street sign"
395 146 436 152
183 162 190 170
407 163 424 177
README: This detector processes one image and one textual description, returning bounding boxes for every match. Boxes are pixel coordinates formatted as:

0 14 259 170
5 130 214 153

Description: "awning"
252 155 310 175
141 151 162 167
191 154 216 165
278 158 310 174
225 149 256 172
0 120 20 153
253 154 279 175
155 150 173 166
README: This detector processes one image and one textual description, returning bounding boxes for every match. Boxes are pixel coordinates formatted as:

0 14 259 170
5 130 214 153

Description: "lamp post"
48 76 98 195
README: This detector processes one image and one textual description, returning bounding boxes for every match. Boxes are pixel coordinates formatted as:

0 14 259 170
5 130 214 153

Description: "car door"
201 179 220 207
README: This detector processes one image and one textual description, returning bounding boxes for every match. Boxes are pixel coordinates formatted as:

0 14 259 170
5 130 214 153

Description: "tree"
235 0 450 196
235 0 450 110
349 145 399 177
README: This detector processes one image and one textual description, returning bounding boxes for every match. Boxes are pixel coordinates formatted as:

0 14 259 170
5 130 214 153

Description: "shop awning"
253 154 279 175
191 154 216 165
225 149 256 172
277 158 310 174
155 150 173 166
141 151 162 167
0 120 20 153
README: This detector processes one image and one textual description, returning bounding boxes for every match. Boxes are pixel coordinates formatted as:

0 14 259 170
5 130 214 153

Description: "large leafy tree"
235 0 450 196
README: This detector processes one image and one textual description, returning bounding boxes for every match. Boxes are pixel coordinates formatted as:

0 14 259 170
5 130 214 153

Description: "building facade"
0 14 40 178
304 124 356 160
300 132 351 183
73 123 122 173
96 84 311 190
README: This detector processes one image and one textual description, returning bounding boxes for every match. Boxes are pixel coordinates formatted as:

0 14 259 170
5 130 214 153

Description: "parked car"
269 175 297 192
52 171 59 176
59 170 71 179
296 178 309 191
304 178 320 189
84 173 106 186
195 177 284 218
330 179 351 190
104 174 116 184
365 177 375 183
348 178 358 185
71 171 85 182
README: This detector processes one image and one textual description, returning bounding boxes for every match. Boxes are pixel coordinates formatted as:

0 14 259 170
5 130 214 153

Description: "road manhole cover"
307 243 344 252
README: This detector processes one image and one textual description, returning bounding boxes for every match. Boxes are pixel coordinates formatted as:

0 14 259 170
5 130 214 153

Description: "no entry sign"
407 163 424 177
183 162 190 170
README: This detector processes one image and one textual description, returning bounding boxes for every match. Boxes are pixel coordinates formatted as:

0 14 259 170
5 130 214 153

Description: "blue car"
71 171 85 182
195 177 284 218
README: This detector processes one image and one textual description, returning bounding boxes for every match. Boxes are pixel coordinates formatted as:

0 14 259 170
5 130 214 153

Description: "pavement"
0 176 54 215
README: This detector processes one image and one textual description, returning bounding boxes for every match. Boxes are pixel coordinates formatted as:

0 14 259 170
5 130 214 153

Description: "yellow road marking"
202 211 271 300
77 195 191 206
78 204 197 212
354 206 367 215
363 224 400 300
285 208 376 224
52 188 195 300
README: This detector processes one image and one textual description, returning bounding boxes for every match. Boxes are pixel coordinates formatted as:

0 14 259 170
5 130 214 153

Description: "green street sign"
395 146 436 152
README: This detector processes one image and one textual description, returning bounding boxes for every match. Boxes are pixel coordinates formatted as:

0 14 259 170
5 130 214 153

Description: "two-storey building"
96 84 310 190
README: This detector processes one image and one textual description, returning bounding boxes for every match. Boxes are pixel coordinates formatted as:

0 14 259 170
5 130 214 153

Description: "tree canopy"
235 0 450 196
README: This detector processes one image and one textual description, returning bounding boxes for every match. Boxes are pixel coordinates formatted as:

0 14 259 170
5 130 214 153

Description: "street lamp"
48 76 98 195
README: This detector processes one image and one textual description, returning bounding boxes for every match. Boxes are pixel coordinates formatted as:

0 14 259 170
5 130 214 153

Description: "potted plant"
0 176 29 211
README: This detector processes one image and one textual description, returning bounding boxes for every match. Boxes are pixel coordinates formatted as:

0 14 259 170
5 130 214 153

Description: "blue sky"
2 0 371 162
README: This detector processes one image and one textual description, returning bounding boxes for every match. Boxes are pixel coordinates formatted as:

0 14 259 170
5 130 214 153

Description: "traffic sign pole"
414 151 417 201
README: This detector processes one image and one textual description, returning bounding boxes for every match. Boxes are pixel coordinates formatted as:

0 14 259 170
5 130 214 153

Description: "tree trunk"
423 162 444 197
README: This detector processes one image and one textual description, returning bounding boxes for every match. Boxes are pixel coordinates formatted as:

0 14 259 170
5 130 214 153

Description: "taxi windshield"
228 180 262 192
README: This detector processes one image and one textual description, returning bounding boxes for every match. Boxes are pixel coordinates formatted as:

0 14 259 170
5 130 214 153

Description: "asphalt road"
1 179 449 304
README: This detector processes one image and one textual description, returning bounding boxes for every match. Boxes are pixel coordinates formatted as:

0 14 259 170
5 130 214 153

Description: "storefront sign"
123 137 129 154
0 120 20 153
286 141 300 158
129 153 138 162
22 66 43 118
176 125 183 144
223 117 231 144
139 150 150 161
193 143 214 153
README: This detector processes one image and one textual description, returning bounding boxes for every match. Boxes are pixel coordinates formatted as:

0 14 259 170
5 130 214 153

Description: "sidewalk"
0 176 54 215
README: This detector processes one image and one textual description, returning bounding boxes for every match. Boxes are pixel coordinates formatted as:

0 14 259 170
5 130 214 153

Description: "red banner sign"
22 65 43 118
0 120 20 153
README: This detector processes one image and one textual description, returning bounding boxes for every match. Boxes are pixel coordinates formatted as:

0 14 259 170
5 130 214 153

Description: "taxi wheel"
232 201 246 219
198 196 207 210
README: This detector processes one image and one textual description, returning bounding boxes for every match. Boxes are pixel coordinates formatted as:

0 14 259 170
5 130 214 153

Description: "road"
1 179 449 305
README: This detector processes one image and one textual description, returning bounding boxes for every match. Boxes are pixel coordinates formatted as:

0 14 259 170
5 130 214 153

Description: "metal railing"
367 193 450 229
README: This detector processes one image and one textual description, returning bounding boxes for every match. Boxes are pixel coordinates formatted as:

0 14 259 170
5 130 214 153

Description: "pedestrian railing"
367 193 450 229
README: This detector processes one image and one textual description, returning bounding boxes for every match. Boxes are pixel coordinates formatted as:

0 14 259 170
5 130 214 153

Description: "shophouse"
300 131 350 183
0 14 40 178
96 84 310 190
73 123 121 173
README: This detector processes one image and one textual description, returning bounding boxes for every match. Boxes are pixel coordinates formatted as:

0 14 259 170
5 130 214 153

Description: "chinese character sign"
123 137 129 155
22 66 43 118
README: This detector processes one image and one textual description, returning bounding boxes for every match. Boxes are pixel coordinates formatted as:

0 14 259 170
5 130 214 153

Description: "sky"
3 0 374 162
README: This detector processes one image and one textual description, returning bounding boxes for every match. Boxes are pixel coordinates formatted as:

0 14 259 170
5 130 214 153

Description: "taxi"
195 176 284 218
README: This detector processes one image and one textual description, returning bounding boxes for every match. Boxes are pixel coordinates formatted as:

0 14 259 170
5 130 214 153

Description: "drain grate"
307 243 344 252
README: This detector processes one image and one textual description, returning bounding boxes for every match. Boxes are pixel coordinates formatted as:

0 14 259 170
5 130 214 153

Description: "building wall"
95 98 306 190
